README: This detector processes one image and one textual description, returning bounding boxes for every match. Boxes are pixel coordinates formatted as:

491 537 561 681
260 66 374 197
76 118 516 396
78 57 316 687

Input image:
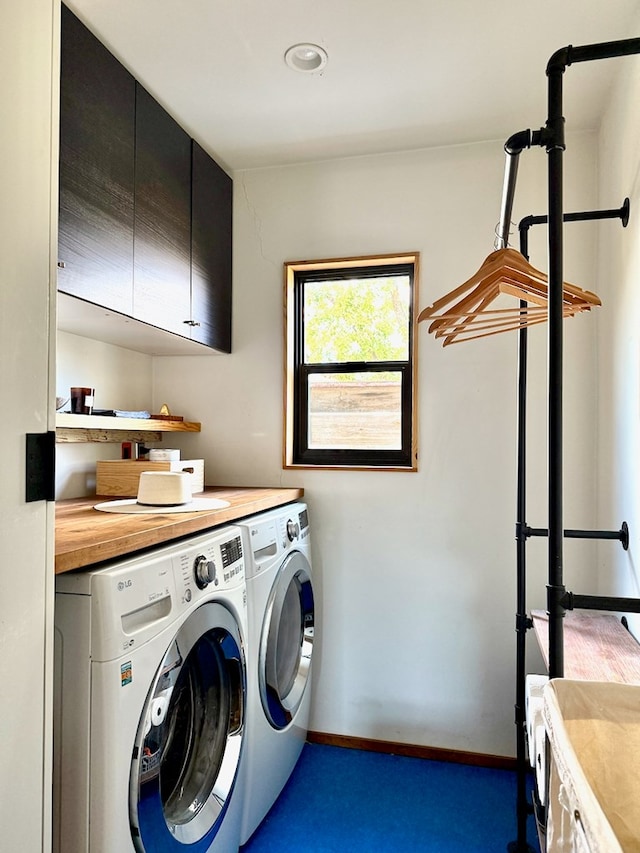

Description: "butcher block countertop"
55 486 304 574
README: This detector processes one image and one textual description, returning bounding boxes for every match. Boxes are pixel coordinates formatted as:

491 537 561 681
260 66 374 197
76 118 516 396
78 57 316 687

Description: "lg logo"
117 579 133 591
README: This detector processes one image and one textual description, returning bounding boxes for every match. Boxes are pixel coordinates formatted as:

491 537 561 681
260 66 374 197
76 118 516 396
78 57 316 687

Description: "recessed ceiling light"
284 43 328 73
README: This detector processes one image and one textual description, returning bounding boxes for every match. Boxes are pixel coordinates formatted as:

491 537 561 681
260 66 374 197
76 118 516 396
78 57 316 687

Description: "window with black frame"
284 254 419 470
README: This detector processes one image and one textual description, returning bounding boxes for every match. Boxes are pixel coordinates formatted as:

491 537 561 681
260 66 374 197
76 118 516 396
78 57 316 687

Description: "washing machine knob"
194 555 216 588
286 519 299 541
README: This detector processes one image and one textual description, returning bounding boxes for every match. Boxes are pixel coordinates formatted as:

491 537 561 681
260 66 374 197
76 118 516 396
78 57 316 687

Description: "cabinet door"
133 85 192 336
190 142 233 352
58 5 135 314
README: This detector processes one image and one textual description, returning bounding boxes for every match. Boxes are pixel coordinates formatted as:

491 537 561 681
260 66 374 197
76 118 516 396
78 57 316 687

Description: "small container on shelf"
96 459 204 497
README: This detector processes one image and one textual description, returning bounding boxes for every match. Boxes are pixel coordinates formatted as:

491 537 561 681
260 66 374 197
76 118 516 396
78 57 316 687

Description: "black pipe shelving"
508 203 630 853
506 35 640 853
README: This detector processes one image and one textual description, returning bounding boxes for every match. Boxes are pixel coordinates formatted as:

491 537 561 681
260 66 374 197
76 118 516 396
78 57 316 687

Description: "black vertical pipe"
512 224 534 852
545 59 566 679
541 36 640 678
517 228 529 537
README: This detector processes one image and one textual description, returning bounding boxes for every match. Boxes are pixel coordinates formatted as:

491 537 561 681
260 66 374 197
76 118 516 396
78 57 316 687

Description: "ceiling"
65 0 640 172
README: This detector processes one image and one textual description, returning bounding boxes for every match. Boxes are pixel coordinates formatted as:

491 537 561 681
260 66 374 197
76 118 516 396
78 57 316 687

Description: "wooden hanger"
429 272 592 339
418 248 600 346
436 303 588 346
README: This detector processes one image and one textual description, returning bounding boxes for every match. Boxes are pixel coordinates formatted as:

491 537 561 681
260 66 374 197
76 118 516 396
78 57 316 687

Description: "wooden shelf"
56 413 201 443
532 608 640 684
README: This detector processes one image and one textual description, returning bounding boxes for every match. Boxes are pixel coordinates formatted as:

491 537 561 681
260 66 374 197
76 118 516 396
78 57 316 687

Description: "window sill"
283 462 418 472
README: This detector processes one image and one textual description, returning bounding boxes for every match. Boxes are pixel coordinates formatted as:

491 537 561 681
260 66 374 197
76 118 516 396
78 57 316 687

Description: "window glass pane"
308 372 402 450
303 276 410 364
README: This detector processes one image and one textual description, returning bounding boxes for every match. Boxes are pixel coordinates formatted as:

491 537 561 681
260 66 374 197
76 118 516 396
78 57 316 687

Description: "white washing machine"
54 525 248 853
236 502 315 845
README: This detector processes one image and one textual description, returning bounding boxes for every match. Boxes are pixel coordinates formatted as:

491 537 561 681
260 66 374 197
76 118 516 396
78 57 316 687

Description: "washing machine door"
260 549 314 729
129 602 245 852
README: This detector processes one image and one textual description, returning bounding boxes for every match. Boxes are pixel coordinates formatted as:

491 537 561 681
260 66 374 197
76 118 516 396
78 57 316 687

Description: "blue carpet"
241 743 540 853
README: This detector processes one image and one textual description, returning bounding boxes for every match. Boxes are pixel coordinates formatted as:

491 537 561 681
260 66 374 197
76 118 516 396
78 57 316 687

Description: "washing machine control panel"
194 555 217 589
173 530 245 605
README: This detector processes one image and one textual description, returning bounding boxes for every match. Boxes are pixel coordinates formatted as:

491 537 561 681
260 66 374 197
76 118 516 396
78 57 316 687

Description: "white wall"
596 43 640 635
55 331 154 498
154 134 601 757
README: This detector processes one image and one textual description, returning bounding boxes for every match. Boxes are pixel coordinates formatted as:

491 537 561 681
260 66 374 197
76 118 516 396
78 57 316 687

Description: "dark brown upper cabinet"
133 85 192 337
191 141 233 352
58 5 233 353
58 4 135 315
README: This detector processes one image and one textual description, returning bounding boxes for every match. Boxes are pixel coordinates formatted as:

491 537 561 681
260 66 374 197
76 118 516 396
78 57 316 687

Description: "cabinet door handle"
183 319 201 327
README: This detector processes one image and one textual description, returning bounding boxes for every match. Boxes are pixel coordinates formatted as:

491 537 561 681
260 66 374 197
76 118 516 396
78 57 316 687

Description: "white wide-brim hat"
93 471 230 514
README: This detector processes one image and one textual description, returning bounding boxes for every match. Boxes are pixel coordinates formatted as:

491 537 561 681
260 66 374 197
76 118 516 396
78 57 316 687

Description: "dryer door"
130 602 245 852
260 549 315 729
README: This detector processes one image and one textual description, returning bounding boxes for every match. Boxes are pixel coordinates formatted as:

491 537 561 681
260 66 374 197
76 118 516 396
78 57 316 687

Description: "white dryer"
54 525 248 853
236 502 315 845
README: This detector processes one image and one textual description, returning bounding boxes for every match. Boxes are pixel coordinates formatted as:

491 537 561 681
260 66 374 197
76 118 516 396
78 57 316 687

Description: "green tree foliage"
304 275 410 364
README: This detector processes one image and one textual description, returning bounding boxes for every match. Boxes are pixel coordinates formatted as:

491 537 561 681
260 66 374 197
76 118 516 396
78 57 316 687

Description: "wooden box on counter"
96 459 205 497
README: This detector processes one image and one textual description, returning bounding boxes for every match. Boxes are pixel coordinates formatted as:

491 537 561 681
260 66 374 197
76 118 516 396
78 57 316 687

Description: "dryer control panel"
278 506 310 547
245 503 311 580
